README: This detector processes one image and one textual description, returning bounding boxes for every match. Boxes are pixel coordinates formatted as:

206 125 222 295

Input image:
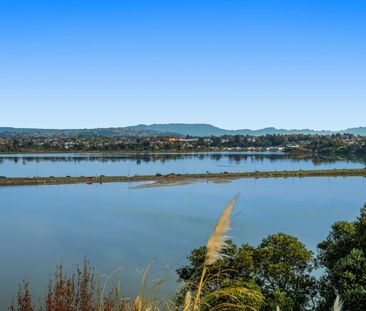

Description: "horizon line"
0 123 364 132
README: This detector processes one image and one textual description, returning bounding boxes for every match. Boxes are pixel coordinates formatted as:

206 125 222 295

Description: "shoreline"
1 168 365 187
0 149 281 155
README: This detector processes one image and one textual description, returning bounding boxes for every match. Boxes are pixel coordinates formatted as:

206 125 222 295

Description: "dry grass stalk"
203 287 264 311
205 196 238 265
183 291 192 311
333 295 343 311
193 195 238 310
134 296 142 311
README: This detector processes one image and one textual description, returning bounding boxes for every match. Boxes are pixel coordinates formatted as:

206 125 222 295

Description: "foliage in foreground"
317 203 366 311
10 260 175 311
177 235 317 311
10 201 366 310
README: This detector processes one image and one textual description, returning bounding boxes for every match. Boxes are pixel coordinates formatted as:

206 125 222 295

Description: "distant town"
1 133 365 156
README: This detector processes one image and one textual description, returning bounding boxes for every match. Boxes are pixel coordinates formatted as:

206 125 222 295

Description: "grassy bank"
1 168 366 187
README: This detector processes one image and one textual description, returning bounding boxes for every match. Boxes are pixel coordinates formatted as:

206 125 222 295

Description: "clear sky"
0 0 365 130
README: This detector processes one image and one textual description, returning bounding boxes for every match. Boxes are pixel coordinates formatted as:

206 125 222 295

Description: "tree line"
1 134 366 155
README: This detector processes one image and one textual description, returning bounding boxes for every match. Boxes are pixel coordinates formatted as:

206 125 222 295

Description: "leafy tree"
177 235 316 310
177 241 255 285
253 233 317 310
317 204 366 310
176 241 261 310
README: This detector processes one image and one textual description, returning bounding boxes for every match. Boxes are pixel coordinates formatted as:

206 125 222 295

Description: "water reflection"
0 152 365 165
0 152 365 177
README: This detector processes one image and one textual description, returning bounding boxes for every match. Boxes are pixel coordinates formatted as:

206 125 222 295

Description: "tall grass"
333 295 343 311
10 259 172 311
193 195 238 310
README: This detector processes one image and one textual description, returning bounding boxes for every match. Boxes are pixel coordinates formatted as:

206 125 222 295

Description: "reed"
183 291 192 311
193 196 238 310
333 295 343 311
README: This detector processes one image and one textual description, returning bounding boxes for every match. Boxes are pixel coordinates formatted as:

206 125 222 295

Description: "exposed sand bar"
0 168 366 188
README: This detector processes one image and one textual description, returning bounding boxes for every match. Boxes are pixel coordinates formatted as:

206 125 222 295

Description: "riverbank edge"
1 168 366 187
0 148 281 155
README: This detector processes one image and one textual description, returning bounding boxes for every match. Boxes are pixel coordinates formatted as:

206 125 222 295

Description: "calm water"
0 152 365 177
1 177 366 308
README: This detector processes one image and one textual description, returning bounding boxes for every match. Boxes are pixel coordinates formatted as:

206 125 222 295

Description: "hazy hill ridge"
126 123 366 136
1 124 365 137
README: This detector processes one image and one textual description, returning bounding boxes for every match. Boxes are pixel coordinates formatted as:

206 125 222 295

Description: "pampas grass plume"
193 195 238 310
183 291 192 311
205 195 238 265
333 295 343 311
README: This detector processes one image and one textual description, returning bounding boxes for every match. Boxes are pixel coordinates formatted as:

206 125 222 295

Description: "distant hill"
341 127 366 136
0 127 179 138
126 123 359 136
235 127 333 136
1 124 365 137
126 123 229 136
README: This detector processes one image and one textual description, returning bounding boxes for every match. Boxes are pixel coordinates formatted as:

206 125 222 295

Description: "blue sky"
0 0 365 130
